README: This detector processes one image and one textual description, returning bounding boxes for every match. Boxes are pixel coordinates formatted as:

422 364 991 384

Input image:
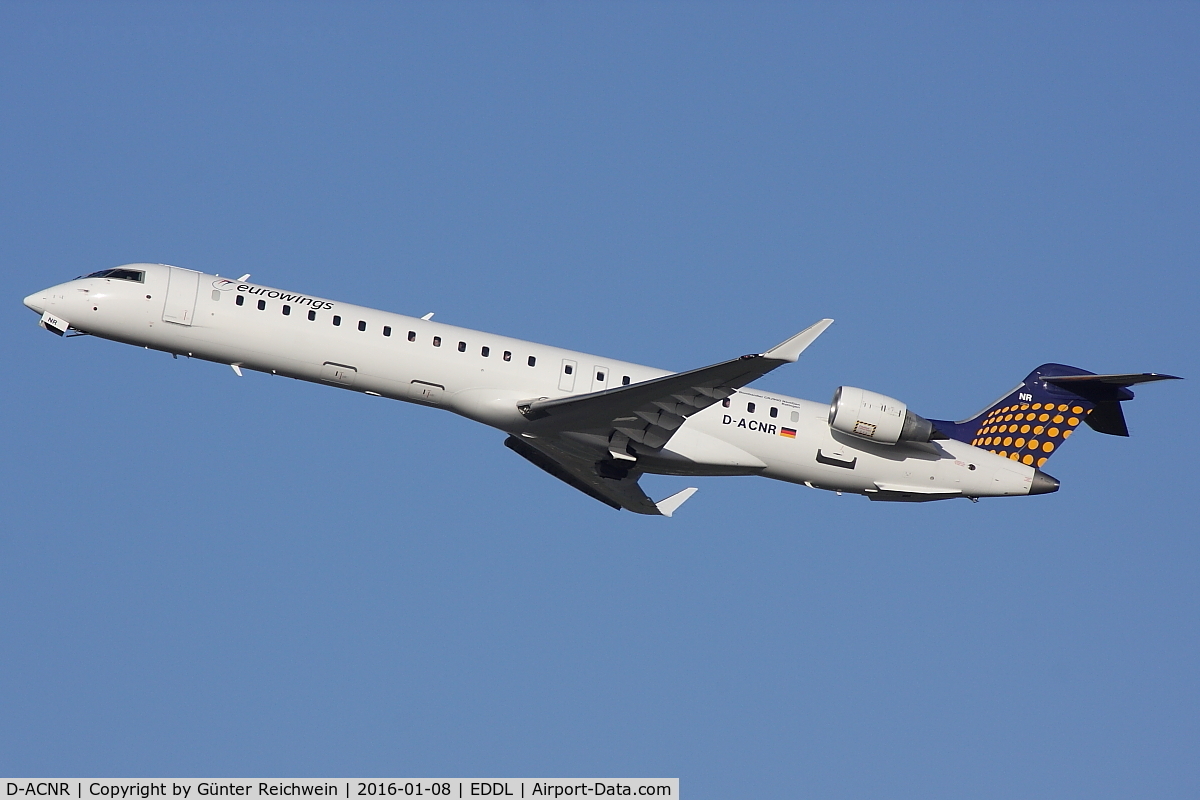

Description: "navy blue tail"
929 364 1179 468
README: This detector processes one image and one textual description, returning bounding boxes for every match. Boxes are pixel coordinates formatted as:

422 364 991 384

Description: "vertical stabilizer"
929 364 1179 468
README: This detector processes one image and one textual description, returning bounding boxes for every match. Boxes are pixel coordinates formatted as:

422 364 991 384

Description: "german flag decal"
780 427 796 439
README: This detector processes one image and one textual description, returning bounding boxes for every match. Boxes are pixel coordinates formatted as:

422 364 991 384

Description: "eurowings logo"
238 283 335 310
212 278 335 310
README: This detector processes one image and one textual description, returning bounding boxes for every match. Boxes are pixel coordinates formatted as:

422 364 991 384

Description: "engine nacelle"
828 386 934 445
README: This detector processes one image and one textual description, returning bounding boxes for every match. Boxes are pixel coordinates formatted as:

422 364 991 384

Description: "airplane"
23 264 1180 516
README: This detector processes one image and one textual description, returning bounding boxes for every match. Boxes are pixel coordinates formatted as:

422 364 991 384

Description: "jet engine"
828 386 935 445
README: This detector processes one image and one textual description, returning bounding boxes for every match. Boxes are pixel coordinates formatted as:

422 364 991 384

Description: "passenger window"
747 402 756 413
564 364 573 375
408 330 416 342
358 320 366 331
383 326 391 337
333 315 341 326
770 407 778 418
597 371 605 381
257 299 266 310
722 398 730 408
503 351 512 361
528 356 536 367
211 290 221 301
282 305 291 316
622 376 630 385
433 336 441 347
308 310 316 321
481 346 490 357
236 295 244 306
458 341 466 352
790 411 799 423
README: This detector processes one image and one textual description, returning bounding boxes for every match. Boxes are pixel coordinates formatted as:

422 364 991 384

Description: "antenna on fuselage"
237 274 251 282
421 312 434 320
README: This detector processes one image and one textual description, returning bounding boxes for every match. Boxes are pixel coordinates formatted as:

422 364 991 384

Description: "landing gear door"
162 267 199 325
559 359 577 392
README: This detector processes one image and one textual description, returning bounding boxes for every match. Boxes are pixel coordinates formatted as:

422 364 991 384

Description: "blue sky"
2 2 1197 797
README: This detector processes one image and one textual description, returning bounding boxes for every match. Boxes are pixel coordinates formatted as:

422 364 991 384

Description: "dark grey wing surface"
502 320 832 513
518 320 833 457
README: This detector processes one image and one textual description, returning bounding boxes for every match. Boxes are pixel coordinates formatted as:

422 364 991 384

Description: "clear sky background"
2 3 1197 797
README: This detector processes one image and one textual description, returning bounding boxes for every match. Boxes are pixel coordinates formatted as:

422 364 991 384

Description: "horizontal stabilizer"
1042 372 1180 437
1043 372 1181 388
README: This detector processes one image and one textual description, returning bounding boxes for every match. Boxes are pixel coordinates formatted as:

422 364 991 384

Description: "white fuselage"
25 264 1041 501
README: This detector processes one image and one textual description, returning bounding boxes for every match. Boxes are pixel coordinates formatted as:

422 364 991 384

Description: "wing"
518 319 833 460
504 435 697 516
503 320 832 513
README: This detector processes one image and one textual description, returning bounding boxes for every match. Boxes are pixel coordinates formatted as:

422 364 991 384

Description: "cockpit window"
77 268 145 282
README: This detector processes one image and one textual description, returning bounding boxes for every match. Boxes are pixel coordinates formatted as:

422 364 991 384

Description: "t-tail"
929 364 1181 469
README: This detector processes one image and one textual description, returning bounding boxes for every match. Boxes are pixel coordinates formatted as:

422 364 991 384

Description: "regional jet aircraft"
23 264 1179 515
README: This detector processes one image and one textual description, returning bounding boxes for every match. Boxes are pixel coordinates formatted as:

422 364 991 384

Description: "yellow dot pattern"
968 401 1090 463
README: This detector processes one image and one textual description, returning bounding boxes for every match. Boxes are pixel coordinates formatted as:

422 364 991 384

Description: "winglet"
762 319 834 362
655 487 698 517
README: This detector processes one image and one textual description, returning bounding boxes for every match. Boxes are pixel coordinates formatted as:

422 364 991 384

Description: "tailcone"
1029 469 1060 495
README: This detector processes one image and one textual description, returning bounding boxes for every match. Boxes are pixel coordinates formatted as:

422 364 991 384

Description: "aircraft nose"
23 291 46 315
1029 469 1060 495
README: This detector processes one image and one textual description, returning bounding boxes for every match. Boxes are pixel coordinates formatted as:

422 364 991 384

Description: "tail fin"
930 364 1180 468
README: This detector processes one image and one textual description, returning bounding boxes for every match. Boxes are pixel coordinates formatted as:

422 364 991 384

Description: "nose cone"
1029 469 1060 495
23 291 46 314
